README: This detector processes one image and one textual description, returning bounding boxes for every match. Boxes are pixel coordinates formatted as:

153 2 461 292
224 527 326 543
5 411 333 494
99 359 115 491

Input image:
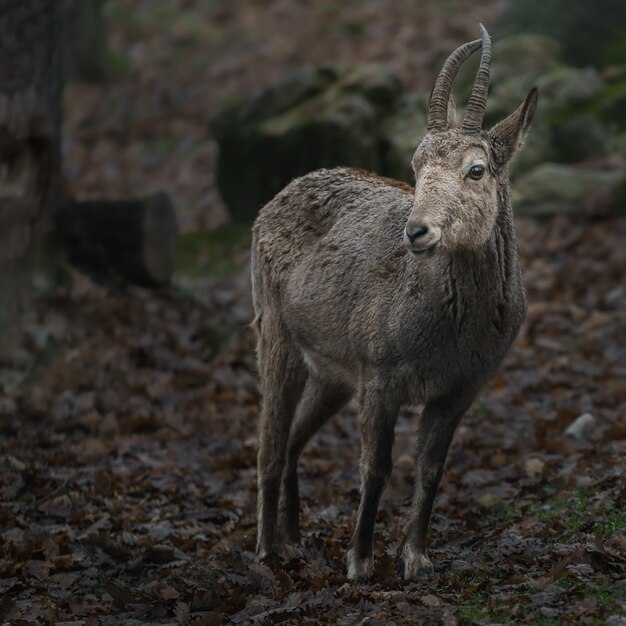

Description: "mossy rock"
212 66 339 140
551 113 609 163
509 124 557 181
175 225 250 276
512 163 626 216
588 68 626 130
494 65 609 172
454 35 570 175
212 45 623 222
497 0 626 68
456 34 561 111
212 64 402 221
490 34 561 90
538 66 604 112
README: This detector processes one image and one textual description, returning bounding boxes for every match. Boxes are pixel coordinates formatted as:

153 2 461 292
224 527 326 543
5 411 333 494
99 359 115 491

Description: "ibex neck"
430 192 522 331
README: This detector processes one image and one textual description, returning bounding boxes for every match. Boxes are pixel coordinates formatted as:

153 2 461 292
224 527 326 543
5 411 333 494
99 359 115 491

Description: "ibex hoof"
402 545 435 581
257 542 303 562
281 543 304 560
346 549 374 581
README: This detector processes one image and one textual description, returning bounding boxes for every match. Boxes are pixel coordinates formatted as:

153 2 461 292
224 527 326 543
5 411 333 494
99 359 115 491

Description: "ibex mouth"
407 243 439 256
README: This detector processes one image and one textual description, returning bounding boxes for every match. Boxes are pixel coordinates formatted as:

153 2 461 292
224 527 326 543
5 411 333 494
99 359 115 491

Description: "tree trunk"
59 194 179 287
66 0 110 82
0 1 63 358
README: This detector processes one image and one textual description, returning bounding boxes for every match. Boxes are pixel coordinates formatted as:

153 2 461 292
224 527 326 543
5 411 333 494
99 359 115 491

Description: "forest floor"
2 0 626 624
1 216 625 624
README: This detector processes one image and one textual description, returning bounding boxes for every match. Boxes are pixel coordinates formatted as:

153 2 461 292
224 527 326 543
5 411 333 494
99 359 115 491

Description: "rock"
457 42 557 178
537 66 604 111
552 113 609 163
525 458 545 479
512 163 626 217
484 57 608 175
212 65 402 220
212 66 338 137
476 493 501 510
609 131 626 155
492 35 562 90
564 412 596 440
509 125 556 181
494 66 607 175
212 42 623 221
596 69 626 129
455 35 560 116
497 0 626 67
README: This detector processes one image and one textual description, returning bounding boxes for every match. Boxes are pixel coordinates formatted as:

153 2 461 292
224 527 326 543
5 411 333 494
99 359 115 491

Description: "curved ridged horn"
427 36 482 132
462 24 492 134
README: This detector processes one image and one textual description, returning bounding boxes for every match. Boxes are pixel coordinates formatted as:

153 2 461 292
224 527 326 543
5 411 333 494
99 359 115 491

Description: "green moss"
457 589 510 625
142 134 182 157
338 19 366 36
596 511 626 539
498 485 623 544
559 577 622 606
457 605 489 623
317 2 342 17
175 225 251 276
454 567 624 625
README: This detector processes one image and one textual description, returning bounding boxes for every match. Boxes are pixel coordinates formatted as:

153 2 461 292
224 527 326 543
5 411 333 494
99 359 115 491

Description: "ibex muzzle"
251 24 537 582
404 221 440 253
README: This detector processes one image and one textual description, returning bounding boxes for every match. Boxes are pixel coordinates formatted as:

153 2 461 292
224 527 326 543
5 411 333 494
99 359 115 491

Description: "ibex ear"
489 87 538 164
447 96 457 127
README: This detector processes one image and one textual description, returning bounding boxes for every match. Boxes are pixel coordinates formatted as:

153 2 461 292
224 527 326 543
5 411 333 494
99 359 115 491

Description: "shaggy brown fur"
251 31 538 581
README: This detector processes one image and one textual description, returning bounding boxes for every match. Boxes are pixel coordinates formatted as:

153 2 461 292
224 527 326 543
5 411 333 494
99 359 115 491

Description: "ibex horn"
462 24 492 134
427 34 482 132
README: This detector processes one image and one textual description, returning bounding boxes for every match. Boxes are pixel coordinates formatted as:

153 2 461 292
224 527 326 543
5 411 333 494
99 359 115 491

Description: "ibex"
251 25 537 580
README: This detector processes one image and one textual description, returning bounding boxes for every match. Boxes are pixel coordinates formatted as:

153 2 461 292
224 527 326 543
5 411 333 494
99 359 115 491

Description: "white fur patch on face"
406 134 500 253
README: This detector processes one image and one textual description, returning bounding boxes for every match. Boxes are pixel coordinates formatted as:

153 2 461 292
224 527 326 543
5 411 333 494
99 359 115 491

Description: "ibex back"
251 24 537 581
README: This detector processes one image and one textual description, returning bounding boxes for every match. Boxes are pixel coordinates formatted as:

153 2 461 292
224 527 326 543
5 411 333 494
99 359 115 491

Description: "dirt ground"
2 215 624 624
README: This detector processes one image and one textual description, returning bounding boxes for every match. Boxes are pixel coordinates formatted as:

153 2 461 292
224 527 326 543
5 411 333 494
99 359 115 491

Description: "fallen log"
58 192 178 286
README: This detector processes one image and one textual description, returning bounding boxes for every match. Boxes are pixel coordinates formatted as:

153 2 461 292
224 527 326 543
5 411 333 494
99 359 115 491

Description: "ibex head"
404 25 538 255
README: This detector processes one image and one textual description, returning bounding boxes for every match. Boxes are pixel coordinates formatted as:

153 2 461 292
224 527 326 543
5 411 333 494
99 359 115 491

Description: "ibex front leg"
346 381 399 581
401 393 474 580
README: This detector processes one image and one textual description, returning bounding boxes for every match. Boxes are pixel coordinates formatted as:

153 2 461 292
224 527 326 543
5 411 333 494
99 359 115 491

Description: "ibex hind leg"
279 373 353 544
347 379 400 581
256 316 307 558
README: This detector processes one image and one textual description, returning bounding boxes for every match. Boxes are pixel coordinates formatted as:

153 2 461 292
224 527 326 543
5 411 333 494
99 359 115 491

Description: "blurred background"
2 0 626 344
1 1 625 623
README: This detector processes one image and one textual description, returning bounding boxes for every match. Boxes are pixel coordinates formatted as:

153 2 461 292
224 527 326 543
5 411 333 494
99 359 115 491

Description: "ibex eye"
469 164 485 180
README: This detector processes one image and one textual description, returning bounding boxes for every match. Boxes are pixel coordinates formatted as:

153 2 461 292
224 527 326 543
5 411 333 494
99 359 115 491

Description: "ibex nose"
405 224 429 243
404 221 441 253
